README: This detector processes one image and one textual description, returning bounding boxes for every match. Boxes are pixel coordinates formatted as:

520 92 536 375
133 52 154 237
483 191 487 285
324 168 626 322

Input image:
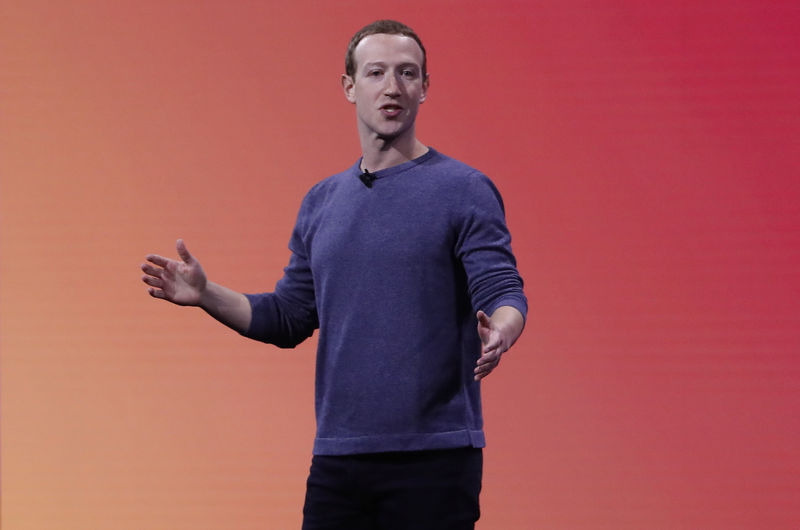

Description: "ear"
342 74 356 103
419 73 430 104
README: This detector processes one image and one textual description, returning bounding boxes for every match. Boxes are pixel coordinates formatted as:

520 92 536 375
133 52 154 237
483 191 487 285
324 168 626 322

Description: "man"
141 20 526 530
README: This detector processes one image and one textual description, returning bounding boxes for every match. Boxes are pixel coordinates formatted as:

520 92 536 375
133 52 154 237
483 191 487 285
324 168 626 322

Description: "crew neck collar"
354 148 437 178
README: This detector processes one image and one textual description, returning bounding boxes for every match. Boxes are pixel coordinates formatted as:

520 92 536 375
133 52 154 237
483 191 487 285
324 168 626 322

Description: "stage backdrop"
2 1 799 528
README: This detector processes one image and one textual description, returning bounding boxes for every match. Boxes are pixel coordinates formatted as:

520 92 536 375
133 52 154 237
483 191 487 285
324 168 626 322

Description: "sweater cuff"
485 295 528 324
241 293 274 340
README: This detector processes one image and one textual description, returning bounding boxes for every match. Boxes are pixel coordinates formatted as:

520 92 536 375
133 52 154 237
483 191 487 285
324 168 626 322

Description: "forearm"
199 281 252 334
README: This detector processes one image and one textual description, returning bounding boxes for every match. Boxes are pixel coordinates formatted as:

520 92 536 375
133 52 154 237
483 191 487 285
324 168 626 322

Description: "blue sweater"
244 149 527 455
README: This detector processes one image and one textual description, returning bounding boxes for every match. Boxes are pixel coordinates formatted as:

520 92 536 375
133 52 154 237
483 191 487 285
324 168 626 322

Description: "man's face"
342 33 429 143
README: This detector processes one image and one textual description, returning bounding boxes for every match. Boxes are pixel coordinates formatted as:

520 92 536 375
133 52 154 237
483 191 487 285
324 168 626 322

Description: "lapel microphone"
359 168 376 188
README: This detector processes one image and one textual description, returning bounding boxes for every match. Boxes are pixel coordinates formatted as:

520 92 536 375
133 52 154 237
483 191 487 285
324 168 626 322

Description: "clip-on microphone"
359 169 376 188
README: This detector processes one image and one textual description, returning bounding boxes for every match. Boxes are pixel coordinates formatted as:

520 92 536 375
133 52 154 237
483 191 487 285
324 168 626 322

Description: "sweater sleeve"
240 195 319 348
454 172 528 321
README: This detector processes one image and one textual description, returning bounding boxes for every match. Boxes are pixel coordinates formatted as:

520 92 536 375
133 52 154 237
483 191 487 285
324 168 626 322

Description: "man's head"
345 20 427 80
341 21 429 148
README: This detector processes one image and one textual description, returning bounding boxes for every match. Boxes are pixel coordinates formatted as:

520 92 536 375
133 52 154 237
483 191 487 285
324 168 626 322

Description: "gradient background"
2 1 799 528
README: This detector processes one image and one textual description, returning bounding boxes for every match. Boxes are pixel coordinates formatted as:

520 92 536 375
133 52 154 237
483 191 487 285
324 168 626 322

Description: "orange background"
2 1 799 528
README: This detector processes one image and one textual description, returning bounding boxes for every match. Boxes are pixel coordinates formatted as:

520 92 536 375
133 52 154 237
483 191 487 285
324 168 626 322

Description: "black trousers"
301 447 483 530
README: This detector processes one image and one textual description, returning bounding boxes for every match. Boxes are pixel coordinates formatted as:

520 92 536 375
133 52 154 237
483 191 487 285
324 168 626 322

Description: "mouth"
380 104 403 117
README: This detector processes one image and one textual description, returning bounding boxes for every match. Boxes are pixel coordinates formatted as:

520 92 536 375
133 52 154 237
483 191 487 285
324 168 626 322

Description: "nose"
384 72 401 96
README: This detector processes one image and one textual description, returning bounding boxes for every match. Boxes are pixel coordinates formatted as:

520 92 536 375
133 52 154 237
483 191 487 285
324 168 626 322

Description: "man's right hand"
141 239 207 306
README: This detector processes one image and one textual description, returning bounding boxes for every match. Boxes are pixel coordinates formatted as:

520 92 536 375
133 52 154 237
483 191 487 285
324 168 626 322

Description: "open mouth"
380 104 403 117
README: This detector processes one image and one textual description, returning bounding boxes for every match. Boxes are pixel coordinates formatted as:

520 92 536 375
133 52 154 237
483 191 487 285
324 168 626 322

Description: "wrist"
198 280 215 310
490 306 525 347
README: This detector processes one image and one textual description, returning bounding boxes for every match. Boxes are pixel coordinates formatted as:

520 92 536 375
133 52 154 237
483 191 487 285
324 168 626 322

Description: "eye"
401 69 417 78
368 70 382 77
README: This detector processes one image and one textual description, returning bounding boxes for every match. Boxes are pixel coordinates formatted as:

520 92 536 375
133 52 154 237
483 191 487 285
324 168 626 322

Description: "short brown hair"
345 20 427 79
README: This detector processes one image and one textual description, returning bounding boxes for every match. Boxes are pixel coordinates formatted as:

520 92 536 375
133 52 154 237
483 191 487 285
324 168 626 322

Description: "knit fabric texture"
244 148 527 455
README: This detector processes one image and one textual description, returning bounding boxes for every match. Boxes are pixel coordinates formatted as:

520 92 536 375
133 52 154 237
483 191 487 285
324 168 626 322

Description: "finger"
141 262 164 277
176 239 194 264
145 254 171 267
476 310 492 345
476 349 500 366
474 357 500 379
147 287 166 299
474 363 497 381
142 275 163 288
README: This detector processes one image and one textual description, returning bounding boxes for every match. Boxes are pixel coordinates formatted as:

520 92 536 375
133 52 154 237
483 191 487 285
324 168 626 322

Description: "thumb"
476 310 492 344
176 238 194 264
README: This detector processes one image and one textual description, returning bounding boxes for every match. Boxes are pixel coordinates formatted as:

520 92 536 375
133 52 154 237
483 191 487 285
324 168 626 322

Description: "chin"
376 123 412 139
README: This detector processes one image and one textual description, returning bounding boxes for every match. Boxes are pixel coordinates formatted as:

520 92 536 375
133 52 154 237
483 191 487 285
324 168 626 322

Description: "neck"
358 130 428 172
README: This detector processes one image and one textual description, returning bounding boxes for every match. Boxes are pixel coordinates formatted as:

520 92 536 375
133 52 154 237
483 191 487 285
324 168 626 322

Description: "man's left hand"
474 306 525 381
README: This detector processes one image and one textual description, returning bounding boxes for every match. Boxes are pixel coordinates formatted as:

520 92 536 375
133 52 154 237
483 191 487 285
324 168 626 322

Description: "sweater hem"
312 429 486 456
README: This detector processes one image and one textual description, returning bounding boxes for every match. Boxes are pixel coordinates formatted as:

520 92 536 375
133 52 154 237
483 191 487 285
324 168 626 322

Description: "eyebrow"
362 61 420 70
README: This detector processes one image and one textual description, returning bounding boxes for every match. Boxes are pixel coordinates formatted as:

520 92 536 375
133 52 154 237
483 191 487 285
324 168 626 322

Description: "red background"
2 1 799 528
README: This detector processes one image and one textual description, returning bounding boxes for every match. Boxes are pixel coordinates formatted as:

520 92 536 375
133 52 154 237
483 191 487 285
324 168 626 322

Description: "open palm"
141 239 207 306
